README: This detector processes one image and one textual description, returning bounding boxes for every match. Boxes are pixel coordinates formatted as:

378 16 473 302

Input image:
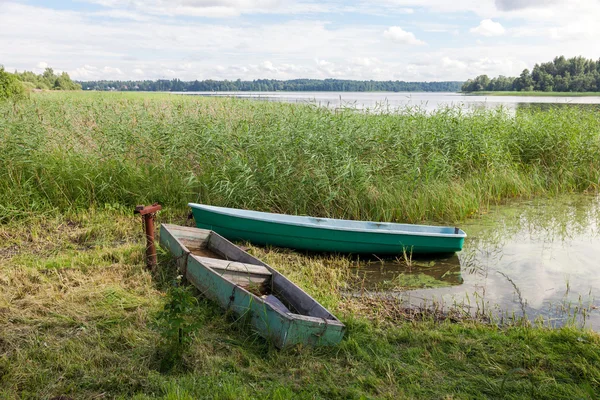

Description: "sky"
1 0 599 82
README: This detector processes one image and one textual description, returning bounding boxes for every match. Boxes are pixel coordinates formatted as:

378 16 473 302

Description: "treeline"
0 66 81 100
462 56 600 92
16 68 81 91
79 78 463 92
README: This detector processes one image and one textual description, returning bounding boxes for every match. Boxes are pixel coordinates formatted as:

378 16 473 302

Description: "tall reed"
1 92 599 222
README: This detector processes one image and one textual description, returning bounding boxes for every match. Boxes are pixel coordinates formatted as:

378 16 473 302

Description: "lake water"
351 195 600 329
178 91 600 112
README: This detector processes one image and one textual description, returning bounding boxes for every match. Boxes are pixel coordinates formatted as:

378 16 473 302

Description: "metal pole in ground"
134 203 162 269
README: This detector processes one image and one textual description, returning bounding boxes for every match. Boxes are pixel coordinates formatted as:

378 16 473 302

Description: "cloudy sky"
1 0 599 81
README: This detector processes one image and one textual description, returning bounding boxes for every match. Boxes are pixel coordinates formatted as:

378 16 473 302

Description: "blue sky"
1 0 598 81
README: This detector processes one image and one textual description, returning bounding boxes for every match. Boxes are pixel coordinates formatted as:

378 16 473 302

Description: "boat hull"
190 205 465 254
159 224 345 348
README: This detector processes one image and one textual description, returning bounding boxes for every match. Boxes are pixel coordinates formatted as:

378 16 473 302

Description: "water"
351 195 600 329
177 91 600 112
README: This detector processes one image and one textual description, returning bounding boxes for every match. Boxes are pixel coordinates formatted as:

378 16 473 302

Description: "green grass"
2 91 600 224
465 91 600 97
1 92 600 398
1 211 599 399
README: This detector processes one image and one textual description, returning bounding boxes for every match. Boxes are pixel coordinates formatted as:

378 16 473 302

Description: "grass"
465 91 600 97
1 92 600 398
1 211 599 399
1 91 600 223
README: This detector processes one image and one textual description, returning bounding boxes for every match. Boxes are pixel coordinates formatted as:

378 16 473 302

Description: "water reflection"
350 254 462 292
352 195 600 329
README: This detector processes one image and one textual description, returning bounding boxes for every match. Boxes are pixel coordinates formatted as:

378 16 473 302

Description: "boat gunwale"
161 224 344 327
188 203 467 239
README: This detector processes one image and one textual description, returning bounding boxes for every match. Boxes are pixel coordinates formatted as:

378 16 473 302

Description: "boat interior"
168 225 337 319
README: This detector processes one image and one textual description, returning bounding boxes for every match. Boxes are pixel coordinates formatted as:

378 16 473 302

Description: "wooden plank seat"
192 255 272 290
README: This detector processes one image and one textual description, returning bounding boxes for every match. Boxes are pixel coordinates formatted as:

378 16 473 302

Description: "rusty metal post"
134 203 162 269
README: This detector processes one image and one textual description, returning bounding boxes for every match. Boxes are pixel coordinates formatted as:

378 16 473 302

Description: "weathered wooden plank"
208 233 268 266
262 294 291 314
193 256 271 276
162 224 209 234
193 256 271 291
220 273 269 289
162 224 210 250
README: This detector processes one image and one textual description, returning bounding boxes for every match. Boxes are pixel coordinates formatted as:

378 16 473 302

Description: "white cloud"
70 65 98 79
92 9 154 21
441 57 467 70
132 68 144 75
70 64 124 79
83 0 335 18
383 26 425 45
494 0 560 11
102 66 123 75
36 61 48 69
351 57 378 67
260 61 276 72
470 19 505 36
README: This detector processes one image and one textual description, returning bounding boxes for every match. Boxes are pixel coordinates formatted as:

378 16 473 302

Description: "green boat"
159 223 345 348
189 203 466 255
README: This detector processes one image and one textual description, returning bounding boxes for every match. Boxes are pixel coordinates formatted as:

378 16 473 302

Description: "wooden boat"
159 224 345 348
188 203 466 255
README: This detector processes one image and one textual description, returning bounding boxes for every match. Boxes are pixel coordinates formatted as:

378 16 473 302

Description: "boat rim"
188 203 467 239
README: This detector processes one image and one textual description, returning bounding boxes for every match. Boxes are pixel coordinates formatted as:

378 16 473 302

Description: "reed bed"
2 92 599 223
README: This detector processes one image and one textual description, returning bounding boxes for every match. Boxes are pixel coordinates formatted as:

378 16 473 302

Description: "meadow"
1 92 599 399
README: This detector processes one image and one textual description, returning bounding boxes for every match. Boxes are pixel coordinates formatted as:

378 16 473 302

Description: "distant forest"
79 79 463 92
462 55 600 92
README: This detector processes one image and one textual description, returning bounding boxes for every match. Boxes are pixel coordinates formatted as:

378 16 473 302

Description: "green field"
465 91 600 97
1 92 600 399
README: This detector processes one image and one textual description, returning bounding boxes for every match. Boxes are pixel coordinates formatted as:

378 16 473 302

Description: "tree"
532 65 554 92
515 69 534 91
461 79 474 92
537 72 554 92
553 56 569 76
554 72 571 92
474 75 491 91
0 66 27 101
54 72 81 90
42 67 57 88
463 55 600 93
460 75 490 92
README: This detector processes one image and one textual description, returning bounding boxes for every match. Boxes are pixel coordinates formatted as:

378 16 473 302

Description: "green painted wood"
189 205 465 255
159 224 345 348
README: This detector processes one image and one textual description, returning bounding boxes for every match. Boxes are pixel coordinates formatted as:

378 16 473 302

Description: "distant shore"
464 91 600 97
